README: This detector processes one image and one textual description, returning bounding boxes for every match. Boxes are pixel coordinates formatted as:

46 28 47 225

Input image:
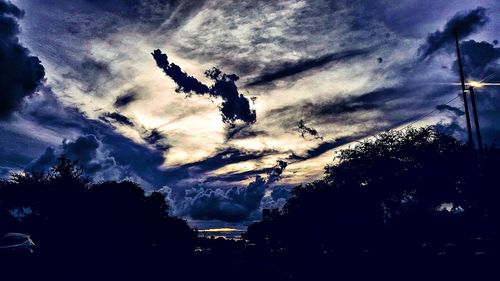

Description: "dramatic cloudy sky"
1 0 500 229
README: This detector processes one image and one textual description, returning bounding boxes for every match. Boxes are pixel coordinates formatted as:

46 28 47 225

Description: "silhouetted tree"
245 127 500 280
0 157 195 280
2 128 500 281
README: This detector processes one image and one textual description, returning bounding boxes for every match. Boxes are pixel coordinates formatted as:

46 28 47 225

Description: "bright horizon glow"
198 228 243 233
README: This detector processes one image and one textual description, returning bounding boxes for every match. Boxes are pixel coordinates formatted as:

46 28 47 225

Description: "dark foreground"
2 237 499 280
2 128 500 280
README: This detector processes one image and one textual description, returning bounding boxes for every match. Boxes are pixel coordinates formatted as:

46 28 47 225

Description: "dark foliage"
0 156 195 280
245 127 500 280
2 128 500 280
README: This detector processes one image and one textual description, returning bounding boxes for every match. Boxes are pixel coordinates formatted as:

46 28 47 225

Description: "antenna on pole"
454 29 474 148
469 86 483 151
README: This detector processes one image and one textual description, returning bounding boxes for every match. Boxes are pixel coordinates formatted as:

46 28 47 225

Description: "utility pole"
468 86 483 151
454 29 474 148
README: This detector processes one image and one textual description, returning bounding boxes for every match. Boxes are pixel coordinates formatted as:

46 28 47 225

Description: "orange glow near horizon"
198 228 242 233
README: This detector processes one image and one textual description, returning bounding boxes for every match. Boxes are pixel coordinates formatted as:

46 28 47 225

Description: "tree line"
1 127 500 280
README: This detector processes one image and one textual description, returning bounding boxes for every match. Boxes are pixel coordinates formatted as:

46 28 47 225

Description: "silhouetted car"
0 233 35 254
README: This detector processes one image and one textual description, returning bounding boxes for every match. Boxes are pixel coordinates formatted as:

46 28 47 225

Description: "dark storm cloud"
152 49 210 95
169 0 403 79
420 38 500 145
418 7 488 59
289 138 353 162
0 0 45 118
145 129 163 144
450 39 500 145
269 81 456 135
432 120 466 141
261 186 292 210
267 87 402 126
100 112 134 126
297 119 323 140
266 160 287 184
247 49 370 86
205 67 256 124
19 89 169 188
63 135 100 162
163 147 277 185
204 168 271 183
144 129 171 151
114 91 138 108
152 49 256 124
30 135 116 176
225 124 268 141
436 104 464 116
457 40 500 80
275 84 461 162
80 57 110 75
63 57 112 93
181 177 266 222
0 0 23 16
176 160 288 222
24 88 173 178
150 48 255 125
28 147 56 172
14 0 208 101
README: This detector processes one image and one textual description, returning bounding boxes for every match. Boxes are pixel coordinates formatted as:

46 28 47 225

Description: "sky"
1 0 500 229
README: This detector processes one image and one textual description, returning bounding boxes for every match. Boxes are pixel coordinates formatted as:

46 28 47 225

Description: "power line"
401 95 461 129
349 95 463 146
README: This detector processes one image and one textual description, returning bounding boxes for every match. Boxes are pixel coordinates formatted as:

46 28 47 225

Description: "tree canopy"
245 127 500 279
2 128 500 280
0 156 194 280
